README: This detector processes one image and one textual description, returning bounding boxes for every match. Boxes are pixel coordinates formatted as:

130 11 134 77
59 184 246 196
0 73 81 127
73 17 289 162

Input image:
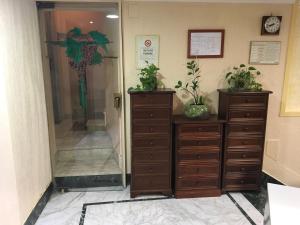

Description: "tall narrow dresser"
173 115 225 198
218 89 272 191
129 89 175 198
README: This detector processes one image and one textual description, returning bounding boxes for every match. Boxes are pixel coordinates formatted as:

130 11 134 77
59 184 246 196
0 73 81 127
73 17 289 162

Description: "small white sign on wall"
136 35 159 69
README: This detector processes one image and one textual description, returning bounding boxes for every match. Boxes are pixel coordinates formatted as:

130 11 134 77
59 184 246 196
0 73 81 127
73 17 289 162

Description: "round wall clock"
261 16 282 35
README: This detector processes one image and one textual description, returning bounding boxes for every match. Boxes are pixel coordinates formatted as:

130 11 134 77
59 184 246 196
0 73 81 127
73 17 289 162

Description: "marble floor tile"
56 131 113 151
229 192 264 225
35 187 165 225
54 148 121 177
84 195 252 225
54 130 121 177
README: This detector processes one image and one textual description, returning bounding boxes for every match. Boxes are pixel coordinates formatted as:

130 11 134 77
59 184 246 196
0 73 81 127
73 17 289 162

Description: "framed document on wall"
249 41 281 65
187 29 225 58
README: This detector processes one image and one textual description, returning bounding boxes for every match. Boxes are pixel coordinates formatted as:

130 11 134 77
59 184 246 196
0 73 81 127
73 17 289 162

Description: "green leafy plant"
225 64 263 91
175 60 204 105
128 61 159 91
49 27 109 124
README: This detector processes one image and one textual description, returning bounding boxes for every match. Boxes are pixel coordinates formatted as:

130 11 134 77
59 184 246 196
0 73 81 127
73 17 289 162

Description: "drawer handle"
245 113 251 117
243 127 249 131
240 180 245 184
197 155 201 159
149 141 153 145
242 154 247 158
241 167 246 171
149 113 154 118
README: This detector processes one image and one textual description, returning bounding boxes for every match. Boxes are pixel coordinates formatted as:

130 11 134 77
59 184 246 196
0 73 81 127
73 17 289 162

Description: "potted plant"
128 61 159 91
175 60 209 119
225 64 262 91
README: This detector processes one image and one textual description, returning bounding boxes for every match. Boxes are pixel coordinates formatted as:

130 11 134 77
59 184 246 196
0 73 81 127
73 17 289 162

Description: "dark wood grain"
173 115 225 198
129 90 175 198
218 90 271 192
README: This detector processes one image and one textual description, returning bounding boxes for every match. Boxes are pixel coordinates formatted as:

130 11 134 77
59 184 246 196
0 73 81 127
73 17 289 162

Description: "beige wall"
0 0 52 224
123 2 300 187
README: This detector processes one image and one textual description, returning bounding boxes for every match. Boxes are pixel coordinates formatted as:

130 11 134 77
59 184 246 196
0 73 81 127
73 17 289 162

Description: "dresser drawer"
227 123 265 136
134 163 169 175
223 174 259 189
177 149 220 162
226 149 261 161
133 123 169 135
177 176 219 189
229 95 267 108
227 137 263 148
225 161 261 173
228 109 266 122
178 139 220 148
133 136 169 148
133 150 169 162
133 175 170 190
132 94 171 108
179 124 220 136
177 163 219 176
133 108 170 120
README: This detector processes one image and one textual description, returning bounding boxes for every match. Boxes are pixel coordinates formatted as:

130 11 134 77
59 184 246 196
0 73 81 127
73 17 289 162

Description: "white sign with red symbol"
136 35 159 69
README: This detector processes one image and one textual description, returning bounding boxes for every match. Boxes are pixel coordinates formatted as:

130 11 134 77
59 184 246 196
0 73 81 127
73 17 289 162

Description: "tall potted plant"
175 60 209 119
50 27 109 126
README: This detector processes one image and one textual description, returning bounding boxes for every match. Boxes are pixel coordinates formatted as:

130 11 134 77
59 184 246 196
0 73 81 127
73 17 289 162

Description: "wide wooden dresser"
129 89 175 198
173 115 225 198
218 89 272 191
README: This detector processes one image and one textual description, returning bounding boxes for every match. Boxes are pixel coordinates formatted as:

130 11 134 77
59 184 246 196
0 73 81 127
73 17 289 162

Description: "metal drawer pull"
149 113 154 118
242 154 247 158
245 113 251 117
197 155 201 159
149 141 153 145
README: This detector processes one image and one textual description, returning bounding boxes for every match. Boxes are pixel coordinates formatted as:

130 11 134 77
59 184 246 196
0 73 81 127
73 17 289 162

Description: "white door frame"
37 0 127 187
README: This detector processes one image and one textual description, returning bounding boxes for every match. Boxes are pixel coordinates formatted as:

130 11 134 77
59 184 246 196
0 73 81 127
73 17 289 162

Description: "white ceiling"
124 0 295 3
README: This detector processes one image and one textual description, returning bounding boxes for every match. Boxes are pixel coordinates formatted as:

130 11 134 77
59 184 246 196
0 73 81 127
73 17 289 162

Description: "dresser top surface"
173 115 226 124
128 88 176 94
217 89 272 94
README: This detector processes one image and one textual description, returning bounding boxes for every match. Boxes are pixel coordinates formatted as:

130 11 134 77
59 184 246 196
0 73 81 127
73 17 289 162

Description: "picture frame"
187 29 225 58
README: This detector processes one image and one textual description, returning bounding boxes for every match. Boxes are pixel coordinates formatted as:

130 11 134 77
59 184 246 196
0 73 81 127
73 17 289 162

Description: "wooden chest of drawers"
129 89 175 198
173 115 225 198
218 89 272 191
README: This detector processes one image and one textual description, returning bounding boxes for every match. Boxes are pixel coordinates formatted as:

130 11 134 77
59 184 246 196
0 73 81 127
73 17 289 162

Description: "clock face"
264 16 281 33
